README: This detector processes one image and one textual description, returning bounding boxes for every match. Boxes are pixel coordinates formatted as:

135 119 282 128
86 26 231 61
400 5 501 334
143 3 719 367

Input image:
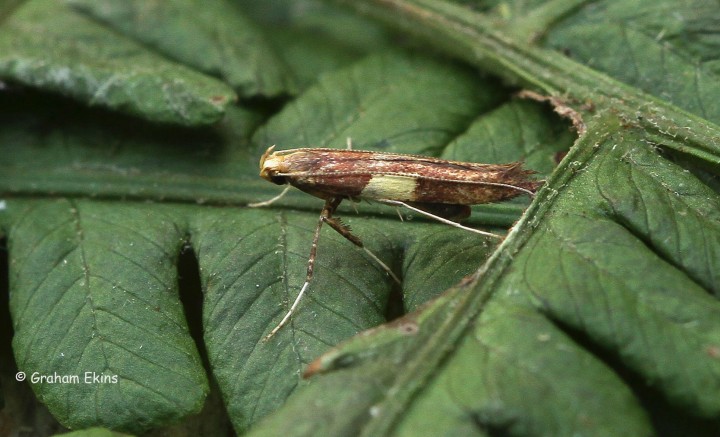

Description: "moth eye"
270 176 287 185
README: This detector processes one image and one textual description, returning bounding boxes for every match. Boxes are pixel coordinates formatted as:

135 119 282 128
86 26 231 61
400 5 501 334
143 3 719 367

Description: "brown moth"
256 146 540 340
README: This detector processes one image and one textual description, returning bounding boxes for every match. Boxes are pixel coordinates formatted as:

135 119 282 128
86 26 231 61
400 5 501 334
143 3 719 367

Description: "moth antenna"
362 246 401 285
462 180 537 198
486 162 540 198
486 181 537 198
379 199 503 239
248 185 292 208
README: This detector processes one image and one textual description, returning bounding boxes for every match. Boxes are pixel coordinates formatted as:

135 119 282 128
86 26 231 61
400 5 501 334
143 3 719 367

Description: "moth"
255 145 540 340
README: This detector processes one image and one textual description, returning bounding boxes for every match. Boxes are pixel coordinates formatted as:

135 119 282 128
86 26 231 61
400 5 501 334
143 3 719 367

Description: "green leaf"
54 427 133 437
248 121 720 437
0 89 262 202
510 137 720 414
67 0 296 98
7 200 207 433
0 0 236 126
2 0 720 435
543 0 720 123
442 99 573 174
249 295 650 437
2 44 541 432
191 208 403 430
235 0 394 90
253 51 506 155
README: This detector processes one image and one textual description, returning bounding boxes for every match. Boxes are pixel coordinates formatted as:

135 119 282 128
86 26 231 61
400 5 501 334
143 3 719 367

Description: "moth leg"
323 216 363 246
248 185 292 208
264 197 342 342
378 199 503 239
346 137 353 150
323 216 401 285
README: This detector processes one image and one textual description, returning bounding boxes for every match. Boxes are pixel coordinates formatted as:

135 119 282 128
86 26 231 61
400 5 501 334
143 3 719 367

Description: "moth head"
259 145 288 185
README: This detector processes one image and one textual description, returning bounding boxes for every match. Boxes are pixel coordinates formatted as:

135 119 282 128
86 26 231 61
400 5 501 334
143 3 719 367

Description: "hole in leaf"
177 242 208 367
0 235 13 387
384 284 405 321
175 241 235 435
0 237 67 434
